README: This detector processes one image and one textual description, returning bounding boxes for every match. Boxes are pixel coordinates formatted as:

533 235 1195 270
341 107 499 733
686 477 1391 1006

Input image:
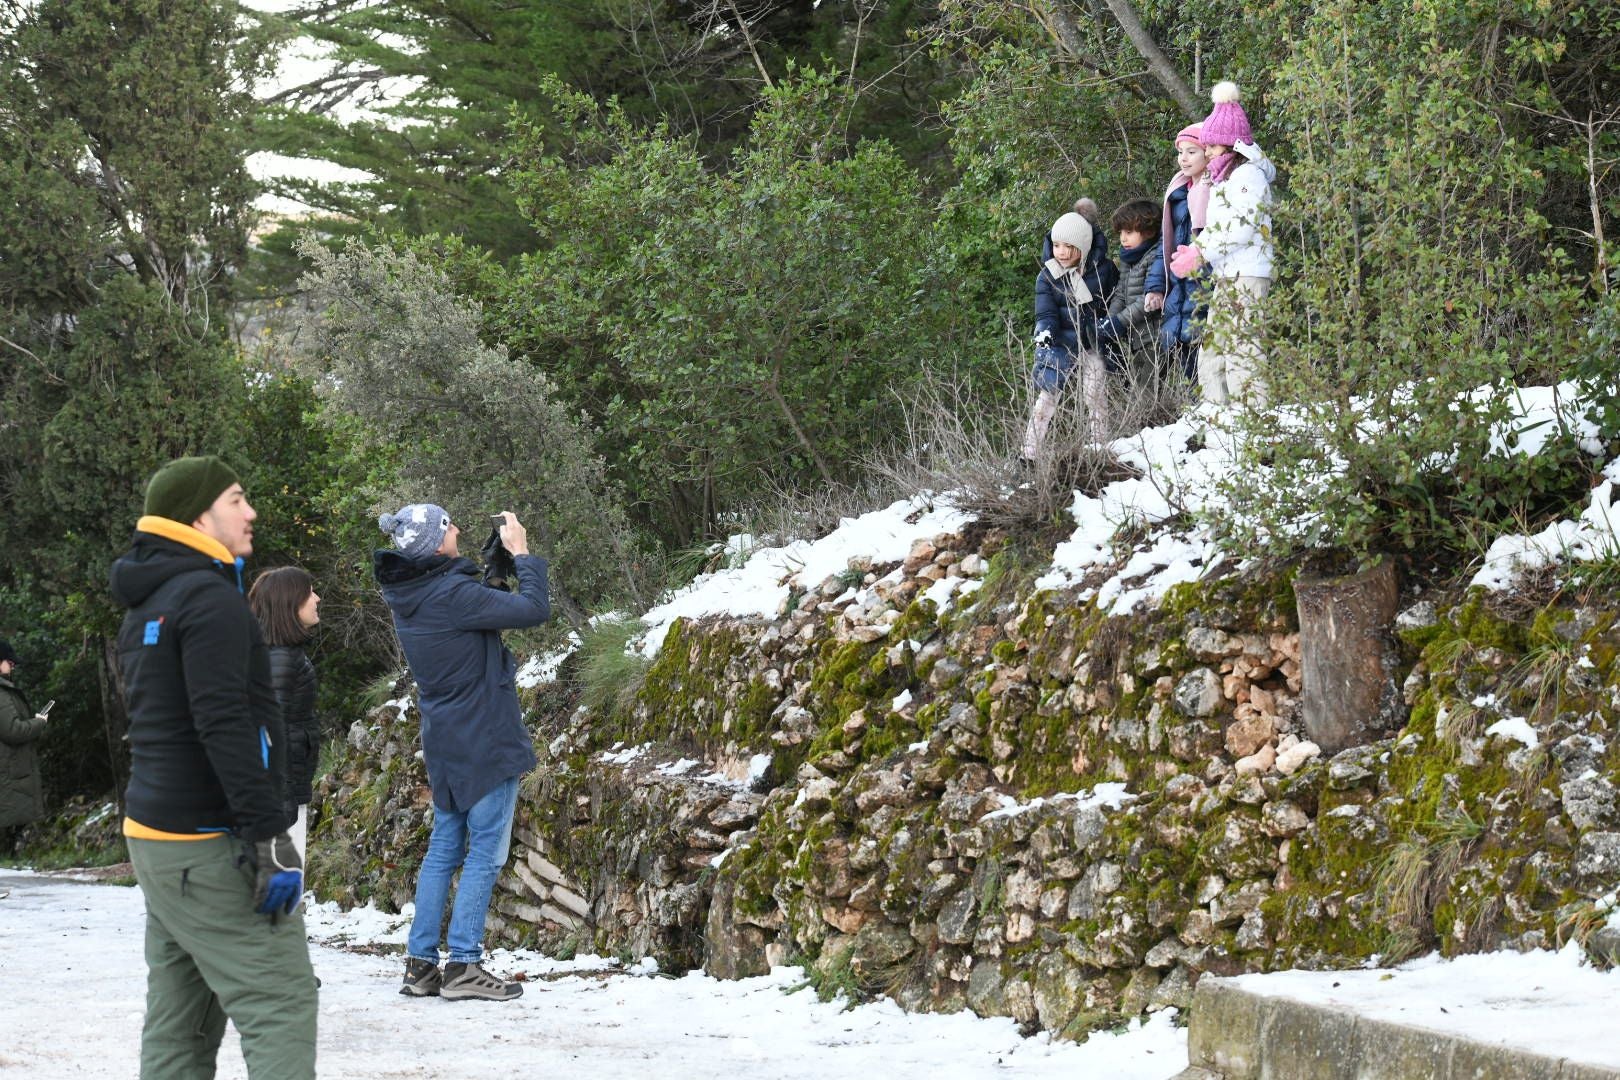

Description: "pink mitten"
1169 244 1202 277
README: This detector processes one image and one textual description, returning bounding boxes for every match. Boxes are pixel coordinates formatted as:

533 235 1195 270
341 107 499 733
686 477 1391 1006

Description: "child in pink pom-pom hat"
1169 81 1277 407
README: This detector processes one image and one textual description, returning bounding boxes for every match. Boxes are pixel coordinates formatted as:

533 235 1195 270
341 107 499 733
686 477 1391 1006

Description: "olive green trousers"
128 835 317 1079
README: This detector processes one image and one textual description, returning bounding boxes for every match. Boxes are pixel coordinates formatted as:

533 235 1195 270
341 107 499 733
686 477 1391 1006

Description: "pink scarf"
1160 171 1212 277
1206 150 1240 184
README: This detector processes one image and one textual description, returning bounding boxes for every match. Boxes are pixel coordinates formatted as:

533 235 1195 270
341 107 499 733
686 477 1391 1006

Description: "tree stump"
1295 558 1401 754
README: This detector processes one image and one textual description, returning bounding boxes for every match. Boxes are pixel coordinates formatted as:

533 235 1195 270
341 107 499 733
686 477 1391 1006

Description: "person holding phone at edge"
110 455 316 1079
0 638 52 849
375 504 552 1001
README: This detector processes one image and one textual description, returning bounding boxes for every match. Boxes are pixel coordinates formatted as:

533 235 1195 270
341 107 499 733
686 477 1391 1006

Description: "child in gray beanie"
379 504 452 562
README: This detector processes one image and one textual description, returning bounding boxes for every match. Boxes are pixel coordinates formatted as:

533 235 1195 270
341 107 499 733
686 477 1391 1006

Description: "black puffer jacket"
109 526 288 842
269 645 319 809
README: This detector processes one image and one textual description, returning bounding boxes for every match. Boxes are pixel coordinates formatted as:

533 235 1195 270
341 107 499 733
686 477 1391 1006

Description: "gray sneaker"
439 961 524 1001
399 957 441 997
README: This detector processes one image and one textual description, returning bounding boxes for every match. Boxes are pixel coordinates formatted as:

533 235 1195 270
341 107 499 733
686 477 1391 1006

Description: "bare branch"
0 333 66 385
1096 0 1202 117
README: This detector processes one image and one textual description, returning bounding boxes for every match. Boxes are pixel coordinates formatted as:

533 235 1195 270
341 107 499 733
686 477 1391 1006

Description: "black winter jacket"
269 645 319 809
109 522 289 842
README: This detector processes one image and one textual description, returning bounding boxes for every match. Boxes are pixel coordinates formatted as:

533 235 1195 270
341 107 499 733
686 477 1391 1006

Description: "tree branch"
1096 0 1202 118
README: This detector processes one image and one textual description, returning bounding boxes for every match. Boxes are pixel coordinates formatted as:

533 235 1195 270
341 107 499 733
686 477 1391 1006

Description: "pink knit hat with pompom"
1201 81 1253 147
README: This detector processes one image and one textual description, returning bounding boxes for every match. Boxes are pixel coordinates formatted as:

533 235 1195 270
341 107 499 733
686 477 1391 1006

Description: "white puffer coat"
1201 142 1276 280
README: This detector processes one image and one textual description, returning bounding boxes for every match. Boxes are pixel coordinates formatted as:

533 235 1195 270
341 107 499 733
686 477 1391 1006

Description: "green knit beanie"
144 455 241 525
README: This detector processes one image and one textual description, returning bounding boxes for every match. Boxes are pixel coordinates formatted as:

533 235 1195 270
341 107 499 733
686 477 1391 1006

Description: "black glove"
1095 315 1121 344
245 833 303 915
480 528 517 590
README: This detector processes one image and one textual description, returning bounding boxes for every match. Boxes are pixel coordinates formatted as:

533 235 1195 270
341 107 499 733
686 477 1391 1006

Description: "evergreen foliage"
0 0 276 802
294 238 646 619
2 0 1617 818
251 0 949 263
498 71 943 544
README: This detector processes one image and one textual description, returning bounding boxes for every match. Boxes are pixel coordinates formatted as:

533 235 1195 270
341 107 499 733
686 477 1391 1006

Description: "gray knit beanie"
1050 212 1093 260
379 503 451 561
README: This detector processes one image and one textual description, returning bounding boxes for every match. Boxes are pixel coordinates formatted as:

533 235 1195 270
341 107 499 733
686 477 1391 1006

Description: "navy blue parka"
374 550 550 812
1036 232 1118 360
1159 182 1209 352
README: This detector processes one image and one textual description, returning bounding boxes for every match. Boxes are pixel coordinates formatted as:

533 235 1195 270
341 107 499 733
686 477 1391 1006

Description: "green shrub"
573 616 650 719
1216 0 1609 563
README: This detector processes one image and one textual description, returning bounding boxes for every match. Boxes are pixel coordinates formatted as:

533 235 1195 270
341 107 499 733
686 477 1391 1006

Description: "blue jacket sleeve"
1034 271 1060 336
441 554 551 631
1144 249 1165 297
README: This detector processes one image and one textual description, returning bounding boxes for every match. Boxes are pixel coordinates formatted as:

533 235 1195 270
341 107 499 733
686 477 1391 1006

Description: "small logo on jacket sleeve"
142 618 164 645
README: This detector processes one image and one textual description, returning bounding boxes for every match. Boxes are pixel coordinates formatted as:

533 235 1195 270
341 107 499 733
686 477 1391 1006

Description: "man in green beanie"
109 455 317 1079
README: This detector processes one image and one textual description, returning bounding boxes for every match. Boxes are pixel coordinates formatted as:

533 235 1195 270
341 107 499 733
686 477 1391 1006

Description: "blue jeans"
406 776 519 964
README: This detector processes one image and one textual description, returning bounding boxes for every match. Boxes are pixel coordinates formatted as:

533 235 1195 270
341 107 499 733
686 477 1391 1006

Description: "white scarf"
1044 257 1093 307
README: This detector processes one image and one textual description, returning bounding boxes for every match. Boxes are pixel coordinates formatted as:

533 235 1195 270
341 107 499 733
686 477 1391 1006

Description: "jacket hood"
109 534 237 609
373 549 469 618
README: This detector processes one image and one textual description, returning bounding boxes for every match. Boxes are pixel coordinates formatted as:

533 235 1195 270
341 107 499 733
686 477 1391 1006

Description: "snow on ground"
1471 455 1620 590
1043 382 1620 611
0 871 1184 1079
633 495 972 658
521 380 1618 672
517 631 582 688
1223 943 1620 1069
1036 402 1239 611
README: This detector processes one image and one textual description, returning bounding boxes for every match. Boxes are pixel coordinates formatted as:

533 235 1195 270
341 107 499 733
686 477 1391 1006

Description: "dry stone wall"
309 531 1620 1037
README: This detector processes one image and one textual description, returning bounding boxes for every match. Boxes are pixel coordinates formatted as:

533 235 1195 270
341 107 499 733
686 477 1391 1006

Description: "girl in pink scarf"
1168 82 1277 406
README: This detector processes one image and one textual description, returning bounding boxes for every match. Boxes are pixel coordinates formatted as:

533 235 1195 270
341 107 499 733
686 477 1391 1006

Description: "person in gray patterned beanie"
378 504 453 562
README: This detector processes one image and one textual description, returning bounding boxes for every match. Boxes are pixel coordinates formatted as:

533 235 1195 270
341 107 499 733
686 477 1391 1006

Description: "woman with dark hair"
248 567 322 857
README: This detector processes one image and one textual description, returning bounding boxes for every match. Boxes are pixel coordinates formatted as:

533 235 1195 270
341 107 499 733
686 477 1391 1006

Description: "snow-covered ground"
0 871 1184 1079
10 872 1620 1077
612 382 1619 668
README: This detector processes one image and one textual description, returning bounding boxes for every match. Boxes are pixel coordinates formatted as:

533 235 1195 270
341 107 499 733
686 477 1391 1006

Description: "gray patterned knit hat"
378 503 451 561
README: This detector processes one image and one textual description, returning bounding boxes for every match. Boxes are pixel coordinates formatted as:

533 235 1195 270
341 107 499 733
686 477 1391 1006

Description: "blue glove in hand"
249 833 303 915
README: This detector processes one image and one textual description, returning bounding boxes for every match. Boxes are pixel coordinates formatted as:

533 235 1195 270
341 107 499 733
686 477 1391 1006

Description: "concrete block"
1447 1042 1570 1079
1259 1000 1355 1080
1352 1019 1452 1080
1180 980 1620 1080
1188 979 1265 1080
